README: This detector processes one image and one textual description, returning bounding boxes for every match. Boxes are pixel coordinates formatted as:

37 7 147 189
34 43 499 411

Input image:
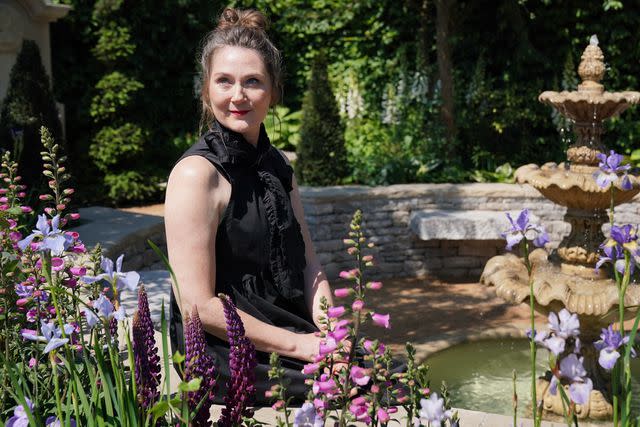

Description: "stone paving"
75 206 606 427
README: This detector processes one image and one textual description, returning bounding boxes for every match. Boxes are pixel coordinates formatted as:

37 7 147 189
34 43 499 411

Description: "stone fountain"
480 36 640 420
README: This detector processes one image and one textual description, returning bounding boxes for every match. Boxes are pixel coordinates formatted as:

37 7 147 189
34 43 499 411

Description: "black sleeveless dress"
170 120 316 405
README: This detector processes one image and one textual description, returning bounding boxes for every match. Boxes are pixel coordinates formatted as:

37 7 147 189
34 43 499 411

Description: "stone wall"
127 183 640 282
301 183 640 282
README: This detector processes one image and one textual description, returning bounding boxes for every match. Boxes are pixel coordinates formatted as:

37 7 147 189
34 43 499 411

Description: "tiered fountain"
481 36 640 420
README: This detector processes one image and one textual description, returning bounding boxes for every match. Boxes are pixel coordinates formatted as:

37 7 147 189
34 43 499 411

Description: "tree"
297 52 348 186
0 40 63 191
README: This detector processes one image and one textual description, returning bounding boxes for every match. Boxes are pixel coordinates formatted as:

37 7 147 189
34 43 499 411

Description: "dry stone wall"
301 183 640 282
127 183 640 282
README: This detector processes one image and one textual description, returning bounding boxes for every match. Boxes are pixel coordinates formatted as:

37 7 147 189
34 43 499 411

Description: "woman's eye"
246 78 260 85
217 78 231 85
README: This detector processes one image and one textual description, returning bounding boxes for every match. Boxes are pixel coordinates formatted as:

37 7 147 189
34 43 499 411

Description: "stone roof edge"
20 0 72 22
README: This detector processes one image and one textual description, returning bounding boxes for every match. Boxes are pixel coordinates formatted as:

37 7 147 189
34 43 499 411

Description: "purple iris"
548 309 580 340
549 354 593 405
17 214 73 256
594 325 635 371
502 209 549 251
21 320 74 353
82 294 126 328
82 255 139 292
14 284 34 298
6 398 33 427
293 402 324 427
598 224 639 274
594 150 633 190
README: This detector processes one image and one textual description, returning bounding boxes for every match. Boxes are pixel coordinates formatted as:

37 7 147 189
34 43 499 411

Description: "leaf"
177 378 201 393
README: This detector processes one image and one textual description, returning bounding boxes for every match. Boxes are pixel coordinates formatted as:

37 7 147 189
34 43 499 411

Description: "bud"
39 194 54 201
63 188 75 195
44 207 55 215
56 204 66 211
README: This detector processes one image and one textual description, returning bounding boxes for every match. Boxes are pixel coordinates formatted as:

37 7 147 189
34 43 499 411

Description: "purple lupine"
184 306 217 427
218 294 257 427
594 150 632 190
132 285 161 410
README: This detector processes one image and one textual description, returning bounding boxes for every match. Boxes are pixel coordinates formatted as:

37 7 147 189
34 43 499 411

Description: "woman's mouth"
230 110 250 117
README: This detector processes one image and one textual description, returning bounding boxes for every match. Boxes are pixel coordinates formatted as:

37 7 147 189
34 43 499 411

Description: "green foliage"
0 40 64 192
90 72 144 120
91 23 135 62
297 52 348 185
103 170 160 203
264 106 301 151
90 123 147 171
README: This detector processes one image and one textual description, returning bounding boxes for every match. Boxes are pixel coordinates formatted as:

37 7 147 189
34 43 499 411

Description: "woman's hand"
296 332 322 362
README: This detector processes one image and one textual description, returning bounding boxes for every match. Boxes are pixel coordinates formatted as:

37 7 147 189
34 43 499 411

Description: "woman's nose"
231 84 246 102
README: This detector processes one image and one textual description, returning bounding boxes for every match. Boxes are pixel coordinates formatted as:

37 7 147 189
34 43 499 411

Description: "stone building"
0 0 70 101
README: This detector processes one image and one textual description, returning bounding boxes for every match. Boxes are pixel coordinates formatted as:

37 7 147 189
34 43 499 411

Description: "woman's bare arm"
165 156 320 361
288 174 335 329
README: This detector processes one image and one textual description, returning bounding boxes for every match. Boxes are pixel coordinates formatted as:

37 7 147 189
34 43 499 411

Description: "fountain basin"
426 338 640 423
515 163 640 210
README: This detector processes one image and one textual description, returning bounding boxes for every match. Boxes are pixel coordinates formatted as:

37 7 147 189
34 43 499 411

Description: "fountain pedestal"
481 36 640 420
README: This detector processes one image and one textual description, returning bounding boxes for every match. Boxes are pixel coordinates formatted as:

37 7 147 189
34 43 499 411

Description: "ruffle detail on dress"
258 170 306 300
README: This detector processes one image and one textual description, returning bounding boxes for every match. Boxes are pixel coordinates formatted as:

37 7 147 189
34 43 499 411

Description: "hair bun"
218 7 268 32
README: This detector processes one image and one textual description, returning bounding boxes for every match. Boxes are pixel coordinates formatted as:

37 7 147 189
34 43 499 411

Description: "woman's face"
208 45 273 145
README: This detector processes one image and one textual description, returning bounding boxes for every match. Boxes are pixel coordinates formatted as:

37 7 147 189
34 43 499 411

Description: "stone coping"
300 183 547 202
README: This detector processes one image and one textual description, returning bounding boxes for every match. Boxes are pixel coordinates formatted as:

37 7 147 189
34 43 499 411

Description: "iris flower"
17 214 73 256
293 402 323 427
594 325 635 371
502 209 549 251
82 255 139 292
419 393 453 425
594 150 632 190
21 320 74 353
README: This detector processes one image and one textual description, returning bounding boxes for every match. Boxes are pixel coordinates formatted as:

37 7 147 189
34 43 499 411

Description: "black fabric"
169 120 314 405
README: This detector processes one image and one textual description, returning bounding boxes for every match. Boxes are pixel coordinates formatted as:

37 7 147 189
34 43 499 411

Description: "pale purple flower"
502 209 549 251
569 378 593 405
21 320 74 353
550 354 590 399
45 416 76 427
594 150 632 190
87 294 126 326
293 402 324 427
17 214 73 255
302 363 320 375
548 309 580 339
82 255 140 292
349 365 371 386
419 393 453 425
544 336 566 356
594 325 635 370
6 398 33 427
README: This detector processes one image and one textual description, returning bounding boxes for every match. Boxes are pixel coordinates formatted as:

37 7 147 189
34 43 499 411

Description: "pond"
426 338 640 423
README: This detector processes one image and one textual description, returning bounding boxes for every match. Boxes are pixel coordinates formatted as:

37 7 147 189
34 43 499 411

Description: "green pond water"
426 339 639 422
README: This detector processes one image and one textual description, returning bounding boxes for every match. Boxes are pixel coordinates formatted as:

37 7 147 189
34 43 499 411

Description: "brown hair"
198 7 283 133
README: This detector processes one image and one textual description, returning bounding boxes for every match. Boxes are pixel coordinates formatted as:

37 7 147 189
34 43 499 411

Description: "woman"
165 7 333 404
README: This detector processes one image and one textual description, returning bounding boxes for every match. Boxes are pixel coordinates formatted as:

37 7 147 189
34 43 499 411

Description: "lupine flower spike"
184 305 217 427
132 285 161 410
218 294 257 427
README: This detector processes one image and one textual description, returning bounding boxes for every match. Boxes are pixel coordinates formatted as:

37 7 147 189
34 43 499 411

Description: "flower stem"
522 239 539 426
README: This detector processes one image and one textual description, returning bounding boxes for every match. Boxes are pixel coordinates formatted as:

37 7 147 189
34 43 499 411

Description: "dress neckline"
203 119 272 168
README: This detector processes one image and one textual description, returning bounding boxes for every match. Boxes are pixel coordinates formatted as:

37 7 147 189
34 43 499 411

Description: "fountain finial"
578 34 605 93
